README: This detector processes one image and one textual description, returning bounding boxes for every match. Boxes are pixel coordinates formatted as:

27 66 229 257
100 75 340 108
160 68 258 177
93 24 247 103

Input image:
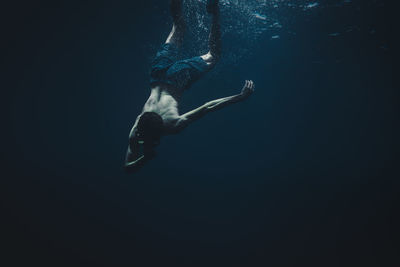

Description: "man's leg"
166 0 186 46
201 0 221 66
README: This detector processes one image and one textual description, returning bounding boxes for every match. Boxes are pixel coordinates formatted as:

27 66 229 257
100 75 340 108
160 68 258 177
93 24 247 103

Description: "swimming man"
125 0 255 172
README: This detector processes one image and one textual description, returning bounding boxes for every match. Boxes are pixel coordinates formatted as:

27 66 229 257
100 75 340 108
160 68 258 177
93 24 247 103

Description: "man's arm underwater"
124 152 155 173
177 80 255 128
124 135 156 173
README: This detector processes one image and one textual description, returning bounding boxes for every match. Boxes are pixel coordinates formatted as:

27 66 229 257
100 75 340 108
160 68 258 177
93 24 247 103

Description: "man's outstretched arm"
178 80 255 128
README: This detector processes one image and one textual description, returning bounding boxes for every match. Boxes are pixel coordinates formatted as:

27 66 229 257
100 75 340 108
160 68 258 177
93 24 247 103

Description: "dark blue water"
3 1 398 266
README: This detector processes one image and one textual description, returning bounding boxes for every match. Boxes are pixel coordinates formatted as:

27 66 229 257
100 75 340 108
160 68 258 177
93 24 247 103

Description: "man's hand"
124 146 156 174
240 80 255 98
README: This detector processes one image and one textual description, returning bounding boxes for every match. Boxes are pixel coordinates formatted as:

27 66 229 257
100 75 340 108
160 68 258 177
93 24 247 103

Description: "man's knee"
201 51 219 66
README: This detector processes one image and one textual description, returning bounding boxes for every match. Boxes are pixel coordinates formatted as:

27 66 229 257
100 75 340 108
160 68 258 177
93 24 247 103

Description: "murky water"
178 0 379 65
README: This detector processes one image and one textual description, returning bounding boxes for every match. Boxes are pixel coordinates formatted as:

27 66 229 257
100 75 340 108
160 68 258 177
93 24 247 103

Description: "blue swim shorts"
150 43 213 92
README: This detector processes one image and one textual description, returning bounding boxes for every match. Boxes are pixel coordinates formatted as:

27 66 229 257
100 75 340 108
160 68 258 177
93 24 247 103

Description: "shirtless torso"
136 85 182 134
124 0 255 172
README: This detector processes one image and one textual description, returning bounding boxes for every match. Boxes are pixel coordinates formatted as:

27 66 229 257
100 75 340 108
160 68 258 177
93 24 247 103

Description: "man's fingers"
245 80 254 88
243 80 255 93
247 80 253 89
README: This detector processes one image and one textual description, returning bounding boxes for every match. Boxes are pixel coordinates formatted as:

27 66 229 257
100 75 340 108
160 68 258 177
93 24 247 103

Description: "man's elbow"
204 101 218 111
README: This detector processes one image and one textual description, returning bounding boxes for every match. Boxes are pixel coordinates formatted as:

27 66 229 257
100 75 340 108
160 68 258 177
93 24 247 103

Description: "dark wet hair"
137 112 164 139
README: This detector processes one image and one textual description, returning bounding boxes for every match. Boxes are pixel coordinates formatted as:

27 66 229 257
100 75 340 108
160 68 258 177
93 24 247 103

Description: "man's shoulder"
163 116 188 134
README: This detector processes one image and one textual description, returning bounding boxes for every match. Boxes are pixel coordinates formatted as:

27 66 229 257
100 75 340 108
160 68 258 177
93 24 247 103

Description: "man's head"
136 112 164 145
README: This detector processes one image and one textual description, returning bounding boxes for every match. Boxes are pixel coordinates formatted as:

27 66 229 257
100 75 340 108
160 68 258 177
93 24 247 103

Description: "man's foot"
206 0 219 15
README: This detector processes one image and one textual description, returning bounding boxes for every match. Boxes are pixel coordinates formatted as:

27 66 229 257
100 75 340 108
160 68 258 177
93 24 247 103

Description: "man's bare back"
125 0 255 172
136 85 182 133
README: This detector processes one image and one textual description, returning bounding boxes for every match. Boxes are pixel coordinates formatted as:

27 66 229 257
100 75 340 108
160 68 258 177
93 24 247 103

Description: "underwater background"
2 0 398 266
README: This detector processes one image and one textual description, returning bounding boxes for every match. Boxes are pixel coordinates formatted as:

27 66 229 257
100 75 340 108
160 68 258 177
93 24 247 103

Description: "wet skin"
124 0 255 173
